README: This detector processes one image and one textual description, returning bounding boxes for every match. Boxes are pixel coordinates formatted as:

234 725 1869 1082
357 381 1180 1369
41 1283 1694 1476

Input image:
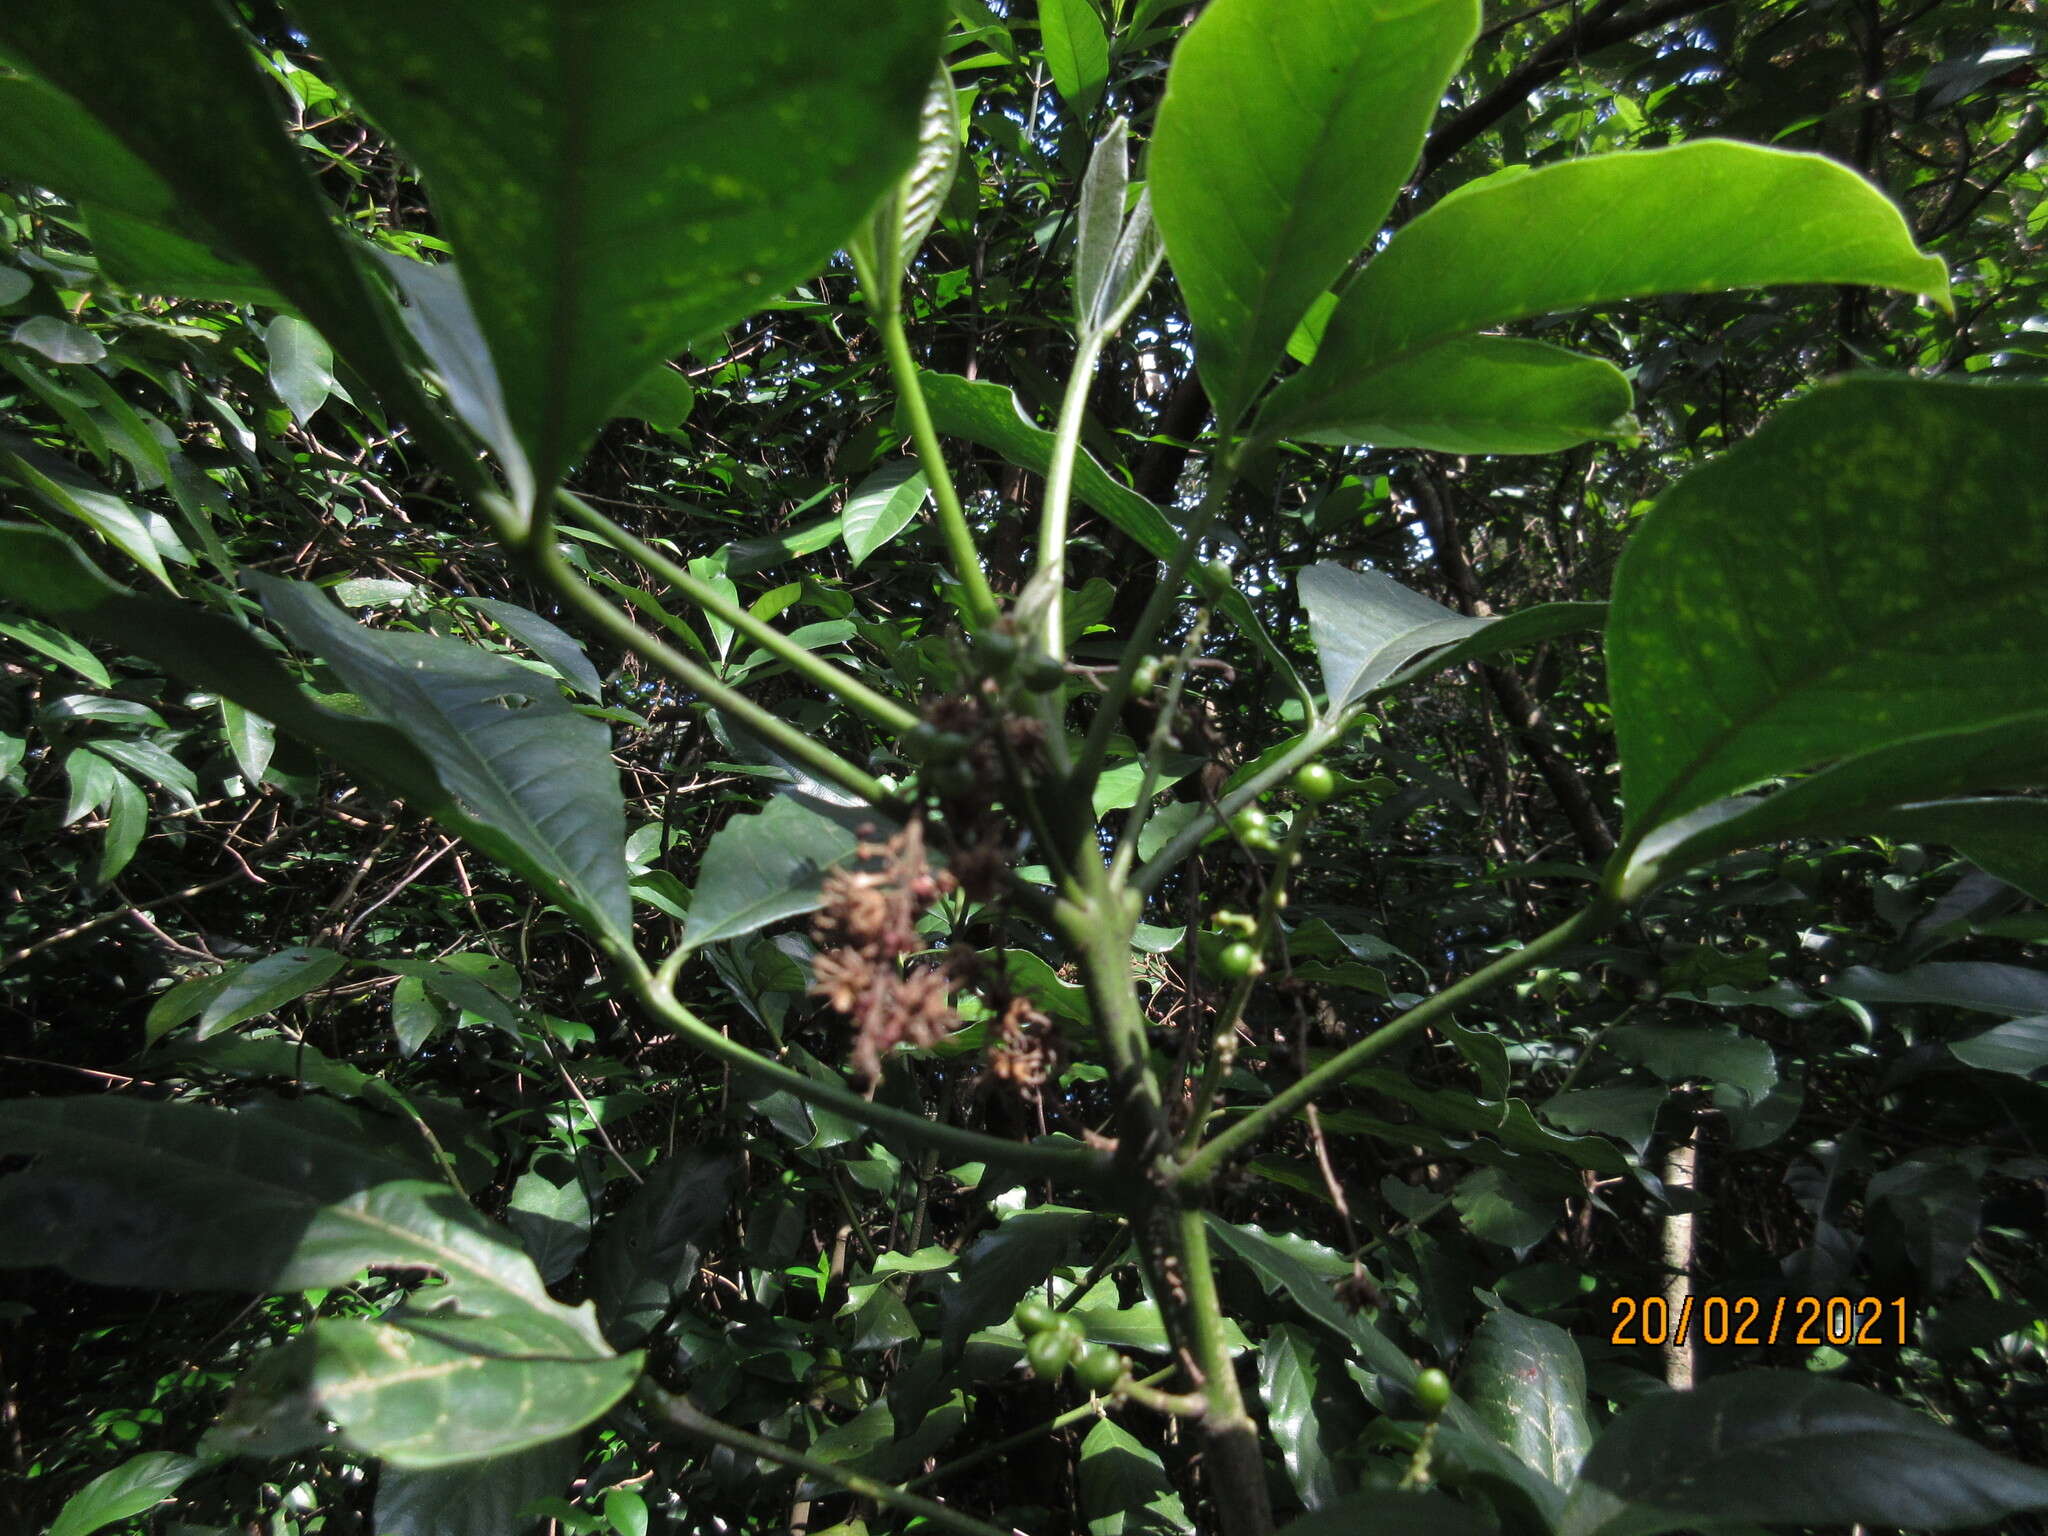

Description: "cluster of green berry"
1013 1297 1129 1393
1210 762 1343 979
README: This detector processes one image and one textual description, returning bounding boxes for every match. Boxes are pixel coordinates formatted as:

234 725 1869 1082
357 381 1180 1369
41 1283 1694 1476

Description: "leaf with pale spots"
1608 378 2048 892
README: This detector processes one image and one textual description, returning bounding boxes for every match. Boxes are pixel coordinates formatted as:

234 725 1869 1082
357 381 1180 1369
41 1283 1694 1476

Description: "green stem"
1179 1206 1273 1536
879 310 1001 631
1073 465 1238 794
629 953 1111 1186
555 490 921 733
1035 333 1107 659
1180 900 1621 1187
532 544 888 805
638 1382 1015 1536
1177 807 1313 1150
1134 716 1348 895
1109 606 1212 888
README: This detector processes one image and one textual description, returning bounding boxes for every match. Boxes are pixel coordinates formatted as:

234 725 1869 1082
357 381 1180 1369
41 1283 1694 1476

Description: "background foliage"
1 1 2045 1534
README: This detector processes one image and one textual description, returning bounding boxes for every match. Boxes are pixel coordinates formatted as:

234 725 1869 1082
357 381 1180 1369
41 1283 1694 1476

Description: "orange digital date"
1608 1294 1909 1348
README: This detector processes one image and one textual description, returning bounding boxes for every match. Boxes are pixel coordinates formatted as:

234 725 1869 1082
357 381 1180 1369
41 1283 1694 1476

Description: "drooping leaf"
1074 119 1132 334
220 698 276 786
12 315 105 365
1455 1308 1591 1488
46 1451 208 1536
1606 379 2048 887
842 459 931 569
1077 1417 1194 1536
1825 961 2048 1017
1265 143 1950 443
1870 797 2048 904
2 435 183 589
285 0 948 504
1204 1217 1416 1385
1258 1324 1347 1511
1149 0 1481 429
678 790 864 955
254 574 632 948
1558 1372 2048 1536
506 1153 595 1285
940 1207 1096 1356
265 315 334 427
94 767 146 886
1606 1023 1776 1104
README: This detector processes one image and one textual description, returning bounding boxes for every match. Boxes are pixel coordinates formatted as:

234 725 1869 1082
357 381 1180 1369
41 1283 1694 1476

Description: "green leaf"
1455 1308 1591 1488
614 365 696 434
1606 379 2048 877
220 698 275 786
94 768 145 886
374 1435 581 1536
1204 1217 1417 1385
391 975 451 1058
848 69 962 302
842 459 931 569
265 316 334 427
86 204 285 307
1078 1417 1193 1536
589 1149 740 1348
679 790 864 955
2 436 182 589
1258 1323 1346 1511
1826 961 2048 1016
1270 336 1637 455
1075 119 1132 332
185 946 346 1040
1150 0 1481 429
1871 797 2048 904
0 614 109 687
1040 0 1110 124
47 1451 207 1536
285 0 948 503
468 597 605 701
313 1308 640 1467
1297 565 1484 714
1950 1016 2048 1078
1265 143 1950 444
254 574 632 948
941 1207 1095 1356
1606 1023 1775 1104
12 315 105 364
1558 1371 2048 1536
1452 1169 1562 1254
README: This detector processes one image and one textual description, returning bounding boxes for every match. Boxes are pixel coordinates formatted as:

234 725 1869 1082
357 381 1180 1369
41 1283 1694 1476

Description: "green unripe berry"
1217 940 1261 981
1292 762 1338 805
1413 1367 1452 1418
1014 1298 1057 1335
1026 1328 1077 1379
1072 1342 1126 1393
1228 806 1269 841
1130 655 1163 692
975 630 1023 675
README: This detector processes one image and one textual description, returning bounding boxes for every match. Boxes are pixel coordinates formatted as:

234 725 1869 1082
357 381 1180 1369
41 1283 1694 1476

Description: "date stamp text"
1609 1295 1909 1348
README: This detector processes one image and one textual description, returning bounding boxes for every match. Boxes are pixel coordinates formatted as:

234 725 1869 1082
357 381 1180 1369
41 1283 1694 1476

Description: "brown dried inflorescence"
985 992 1060 1093
810 822 978 1082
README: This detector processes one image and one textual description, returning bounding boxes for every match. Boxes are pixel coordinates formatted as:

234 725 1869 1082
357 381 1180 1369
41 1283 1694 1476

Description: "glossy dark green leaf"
940 1207 1095 1356
286 0 947 503
189 945 346 1042
1868 797 2048 903
2 437 179 588
374 1435 581 1536
1559 1372 2048 1536
1826 961 2048 1017
1606 1024 1775 1104
1267 144 1949 444
1950 1016 2048 1078
614 365 697 435
47 1451 208 1536
94 767 145 886
506 1154 594 1286
1607 379 2048 881
1258 1324 1345 1510
468 596 605 701
0 613 109 687
1205 1218 1415 1384
1150 0 1480 429
1452 1170 1563 1255
1272 336 1637 455
849 69 962 304
678 790 863 955
842 459 931 569
1077 1417 1193 1536
1455 1308 1591 1488
255 574 632 948
12 315 104 365
590 1149 741 1348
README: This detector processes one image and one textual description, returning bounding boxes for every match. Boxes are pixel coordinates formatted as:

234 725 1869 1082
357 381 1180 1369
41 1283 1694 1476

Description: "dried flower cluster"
810 821 975 1082
920 688 1046 902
